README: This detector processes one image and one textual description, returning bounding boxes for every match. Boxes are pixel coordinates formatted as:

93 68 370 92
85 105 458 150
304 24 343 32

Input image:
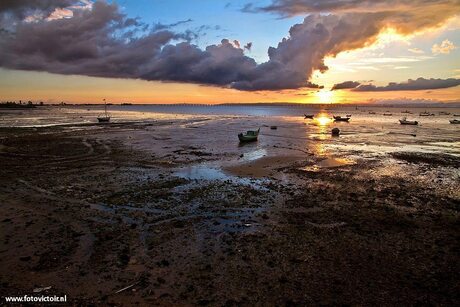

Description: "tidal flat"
0 108 459 305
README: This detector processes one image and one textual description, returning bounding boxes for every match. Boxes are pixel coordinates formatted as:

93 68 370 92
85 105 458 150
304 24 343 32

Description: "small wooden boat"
449 119 460 124
346 114 352 118
97 116 110 123
97 99 111 123
333 116 350 122
270 126 277 130
238 128 260 142
439 111 450 115
383 112 392 116
368 111 376 114
401 110 412 114
399 117 418 125
304 114 314 119
419 111 434 116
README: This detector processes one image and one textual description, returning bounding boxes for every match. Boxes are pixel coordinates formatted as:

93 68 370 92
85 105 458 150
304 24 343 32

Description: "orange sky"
0 68 458 104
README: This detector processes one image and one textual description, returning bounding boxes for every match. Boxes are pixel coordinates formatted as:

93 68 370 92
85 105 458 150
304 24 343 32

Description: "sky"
0 0 459 104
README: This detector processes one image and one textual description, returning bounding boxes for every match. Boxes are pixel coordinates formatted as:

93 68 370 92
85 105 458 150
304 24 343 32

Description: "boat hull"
238 134 258 142
333 116 350 122
399 120 418 125
97 117 111 123
238 128 260 142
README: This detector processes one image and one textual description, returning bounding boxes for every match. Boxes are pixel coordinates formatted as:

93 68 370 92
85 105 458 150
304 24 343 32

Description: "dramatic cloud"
1 0 459 91
331 81 360 90
0 0 74 14
0 0 325 91
432 39 457 54
354 78 460 91
249 0 460 17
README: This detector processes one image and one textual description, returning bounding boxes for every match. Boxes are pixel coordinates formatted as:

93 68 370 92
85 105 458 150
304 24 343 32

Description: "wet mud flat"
0 122 459 306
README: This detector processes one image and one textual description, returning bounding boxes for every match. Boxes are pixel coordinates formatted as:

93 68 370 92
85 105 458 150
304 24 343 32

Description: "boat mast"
103 98 107 116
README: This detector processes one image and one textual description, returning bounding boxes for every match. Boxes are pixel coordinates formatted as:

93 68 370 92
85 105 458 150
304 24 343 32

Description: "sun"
316 89 334 103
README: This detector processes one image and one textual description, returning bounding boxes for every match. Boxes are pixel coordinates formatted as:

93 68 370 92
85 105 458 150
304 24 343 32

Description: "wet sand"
0 114 459 305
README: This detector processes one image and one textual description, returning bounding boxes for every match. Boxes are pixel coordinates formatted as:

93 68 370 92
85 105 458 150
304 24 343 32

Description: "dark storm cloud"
1 0 459 91
0 1 180 78
331 81 360 90
0 1 323 91
354 78 460 91
0 0 74 14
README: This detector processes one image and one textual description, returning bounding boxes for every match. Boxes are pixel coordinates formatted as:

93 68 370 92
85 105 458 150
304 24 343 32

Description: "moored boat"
439 111 450 115
383 112 392 116
419 111 434 116
238 128 260 142
304 114 314 119
97 99 111 123
333 116 350 122
399 117 418 125
449 119 460 124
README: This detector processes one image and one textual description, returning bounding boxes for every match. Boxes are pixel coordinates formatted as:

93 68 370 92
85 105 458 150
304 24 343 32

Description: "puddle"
175 164 230 180
301 157 356 172
174 163 270 189
241 148 267 161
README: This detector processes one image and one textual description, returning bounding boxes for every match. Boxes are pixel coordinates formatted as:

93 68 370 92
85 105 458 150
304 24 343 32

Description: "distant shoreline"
21 102 460 108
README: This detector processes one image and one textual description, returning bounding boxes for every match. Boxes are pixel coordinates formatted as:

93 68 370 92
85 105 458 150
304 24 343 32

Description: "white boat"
449 119 460 124
399 117 418 125
97 99 111 123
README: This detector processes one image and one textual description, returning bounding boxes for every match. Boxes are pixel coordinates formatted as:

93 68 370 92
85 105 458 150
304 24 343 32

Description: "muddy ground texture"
0 122 459 306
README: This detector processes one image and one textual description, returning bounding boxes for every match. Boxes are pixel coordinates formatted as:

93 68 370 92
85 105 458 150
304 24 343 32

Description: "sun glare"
316 90 334 103
315 114 332 126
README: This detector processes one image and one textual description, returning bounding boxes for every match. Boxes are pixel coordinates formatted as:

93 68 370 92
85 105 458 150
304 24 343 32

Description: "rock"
331 128 340 136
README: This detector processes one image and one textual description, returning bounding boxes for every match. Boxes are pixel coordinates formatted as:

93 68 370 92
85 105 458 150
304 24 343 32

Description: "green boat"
238 128 260 142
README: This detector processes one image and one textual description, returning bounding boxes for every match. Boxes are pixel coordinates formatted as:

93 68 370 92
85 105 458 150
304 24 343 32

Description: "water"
1 104 459 158
1 104 459 126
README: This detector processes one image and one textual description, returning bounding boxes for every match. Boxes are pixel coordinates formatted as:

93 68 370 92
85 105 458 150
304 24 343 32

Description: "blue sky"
117 0 303 62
